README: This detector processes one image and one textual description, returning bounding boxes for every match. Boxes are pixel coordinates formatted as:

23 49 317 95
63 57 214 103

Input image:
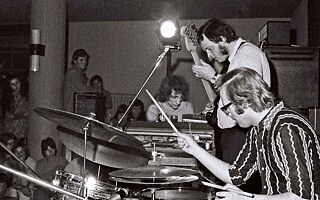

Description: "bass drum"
141 187 211 200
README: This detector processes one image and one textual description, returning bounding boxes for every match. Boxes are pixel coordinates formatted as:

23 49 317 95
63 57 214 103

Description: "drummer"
175 68 320 199
33 137 68 200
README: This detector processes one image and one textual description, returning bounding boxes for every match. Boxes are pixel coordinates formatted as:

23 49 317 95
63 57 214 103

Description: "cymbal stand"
0 164 85 200
117 47 171 128
82 113 95 197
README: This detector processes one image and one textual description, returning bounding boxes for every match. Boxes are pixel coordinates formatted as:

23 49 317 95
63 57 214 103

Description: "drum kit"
28 107 214 200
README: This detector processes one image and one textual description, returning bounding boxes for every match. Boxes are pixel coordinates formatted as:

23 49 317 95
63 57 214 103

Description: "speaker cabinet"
73 93 106 122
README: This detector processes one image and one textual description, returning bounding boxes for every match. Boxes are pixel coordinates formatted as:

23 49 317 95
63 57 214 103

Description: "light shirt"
218 38 271 128
146 101 194 122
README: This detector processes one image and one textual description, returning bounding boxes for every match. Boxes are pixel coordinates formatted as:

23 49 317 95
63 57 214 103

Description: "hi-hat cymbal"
109 175 199 185
34 107 149 168
109 165 198 179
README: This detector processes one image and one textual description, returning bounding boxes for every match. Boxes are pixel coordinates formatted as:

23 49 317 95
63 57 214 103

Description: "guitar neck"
190 50 216 104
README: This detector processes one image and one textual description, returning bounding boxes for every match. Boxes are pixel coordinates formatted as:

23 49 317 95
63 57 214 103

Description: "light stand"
116 47 170 127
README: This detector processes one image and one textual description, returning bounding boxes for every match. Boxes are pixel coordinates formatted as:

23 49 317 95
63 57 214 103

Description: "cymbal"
109 165 198 179
34 107 149 168
109 175 199 185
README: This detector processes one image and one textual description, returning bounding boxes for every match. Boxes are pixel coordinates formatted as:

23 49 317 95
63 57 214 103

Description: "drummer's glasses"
221 102 232 116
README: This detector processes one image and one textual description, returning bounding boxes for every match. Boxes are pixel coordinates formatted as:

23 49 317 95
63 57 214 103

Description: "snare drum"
52 170 118 200
141 187 210 200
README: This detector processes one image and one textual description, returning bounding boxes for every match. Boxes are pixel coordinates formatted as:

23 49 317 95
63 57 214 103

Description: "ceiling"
0 0 302 24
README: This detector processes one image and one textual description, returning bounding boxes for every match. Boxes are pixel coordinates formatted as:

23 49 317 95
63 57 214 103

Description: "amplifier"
73 93 106 122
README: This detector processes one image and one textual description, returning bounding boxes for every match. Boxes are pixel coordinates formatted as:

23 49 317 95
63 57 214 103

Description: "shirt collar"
73 65 84 73
228 38 245 63
258 101 284 131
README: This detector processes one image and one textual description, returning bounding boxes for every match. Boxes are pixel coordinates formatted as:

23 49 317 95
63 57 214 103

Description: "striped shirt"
229 101 320 199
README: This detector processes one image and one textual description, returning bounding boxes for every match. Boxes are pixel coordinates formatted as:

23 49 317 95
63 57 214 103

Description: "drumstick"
202 181 254 198
146 89 179 133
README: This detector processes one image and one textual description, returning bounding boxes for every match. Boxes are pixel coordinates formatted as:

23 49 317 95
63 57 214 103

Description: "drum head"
141 187 209 200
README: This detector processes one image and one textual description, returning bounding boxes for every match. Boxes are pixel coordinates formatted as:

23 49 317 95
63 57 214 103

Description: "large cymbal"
34 107 149 168
109 165 199 185
109 165 198 179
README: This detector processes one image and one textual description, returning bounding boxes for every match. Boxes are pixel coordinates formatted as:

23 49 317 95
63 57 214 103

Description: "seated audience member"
89 75 113 122
146 75 194 122
110 104 129 127
128 99 146 121
0 151 11 198
4 138 36 200
0 132 18 159
176 68 320 199
34 137 68 200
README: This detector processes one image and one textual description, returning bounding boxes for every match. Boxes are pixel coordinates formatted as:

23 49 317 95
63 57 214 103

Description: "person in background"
63 49 95 112
146 75 194 122
33 137 68 200
4 138 36 200
128 99 146 121
1 75 28 140
110 104 129 127
176 68 320 199
89 75 113 122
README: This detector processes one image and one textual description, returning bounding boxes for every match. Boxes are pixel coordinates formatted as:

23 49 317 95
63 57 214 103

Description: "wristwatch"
210 72 218 84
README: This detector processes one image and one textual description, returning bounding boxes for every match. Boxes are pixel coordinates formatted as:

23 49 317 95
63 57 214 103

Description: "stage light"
156 18 181 48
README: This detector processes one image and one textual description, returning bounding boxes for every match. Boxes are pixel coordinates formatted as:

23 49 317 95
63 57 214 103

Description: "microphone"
108 188 129 200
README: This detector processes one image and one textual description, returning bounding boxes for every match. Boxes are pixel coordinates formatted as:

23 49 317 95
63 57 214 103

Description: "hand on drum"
215 183 253 200
173 132 200 156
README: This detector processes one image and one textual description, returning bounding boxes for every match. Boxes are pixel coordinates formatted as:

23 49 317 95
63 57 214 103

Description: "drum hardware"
116 47 170 128
34 107 149 168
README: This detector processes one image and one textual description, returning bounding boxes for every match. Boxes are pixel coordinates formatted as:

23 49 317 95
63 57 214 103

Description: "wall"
68 18 290 114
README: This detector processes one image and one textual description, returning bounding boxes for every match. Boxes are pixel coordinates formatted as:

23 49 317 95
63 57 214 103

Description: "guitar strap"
207 41 247 127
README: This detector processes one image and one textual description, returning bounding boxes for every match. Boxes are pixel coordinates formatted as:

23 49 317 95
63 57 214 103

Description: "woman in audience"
2 74 28 139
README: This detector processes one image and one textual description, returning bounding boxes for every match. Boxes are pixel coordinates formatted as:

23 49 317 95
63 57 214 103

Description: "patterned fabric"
4 93 28 139
229 101 320 199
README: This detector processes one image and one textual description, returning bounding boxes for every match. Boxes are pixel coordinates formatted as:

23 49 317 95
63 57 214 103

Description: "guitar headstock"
180 24 199 52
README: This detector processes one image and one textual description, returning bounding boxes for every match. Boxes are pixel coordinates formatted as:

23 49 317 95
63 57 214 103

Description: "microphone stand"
116 46 170 128
0 164 85 200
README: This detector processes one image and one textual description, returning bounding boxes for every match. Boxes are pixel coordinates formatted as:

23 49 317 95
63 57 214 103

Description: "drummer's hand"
215 184 250 200
173 132 200 155
192 59 216 81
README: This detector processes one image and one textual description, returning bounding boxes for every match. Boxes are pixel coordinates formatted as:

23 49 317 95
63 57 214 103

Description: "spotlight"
156 18 181 49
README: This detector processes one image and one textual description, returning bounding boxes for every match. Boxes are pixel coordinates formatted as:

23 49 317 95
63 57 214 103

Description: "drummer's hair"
41 137 57 157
